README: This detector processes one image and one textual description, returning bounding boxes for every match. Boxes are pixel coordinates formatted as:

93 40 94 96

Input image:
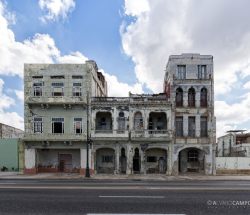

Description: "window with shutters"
176 116 183 137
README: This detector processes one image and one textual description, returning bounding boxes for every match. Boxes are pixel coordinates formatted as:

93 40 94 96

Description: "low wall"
216 157 250 174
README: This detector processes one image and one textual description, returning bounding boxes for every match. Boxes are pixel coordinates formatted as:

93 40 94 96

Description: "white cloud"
124 0 149 16
14 90 24 102
0 0 143 110
39 0 75 23
121 0 250 95
0 78 23 130
101 70 143 97
57 51 88 63
121 0 250 137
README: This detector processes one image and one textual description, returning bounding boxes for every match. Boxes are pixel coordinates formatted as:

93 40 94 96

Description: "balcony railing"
131 130 171 139
23 133 86 141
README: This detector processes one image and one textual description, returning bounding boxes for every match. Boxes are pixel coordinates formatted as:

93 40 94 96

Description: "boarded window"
176 88 183 107
200 116 208 137
176 117 183 137
118 112 126 132
188 87 195 107
198 65 207 79
188 117 196 137
200 88 207 107
177 65 186 79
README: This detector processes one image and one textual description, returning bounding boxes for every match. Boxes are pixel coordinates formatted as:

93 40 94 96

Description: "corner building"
23 54 216 175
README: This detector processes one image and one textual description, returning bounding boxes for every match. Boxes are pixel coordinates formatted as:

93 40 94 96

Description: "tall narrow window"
176 116 183 137
200 88 207 107
52 118 64 134
198 65 207 79
201 116 208 137
33 117 43 133
176 88 183 107
188 87 195 107
74 118 82 134
73 83 82 96
118 112 126 133
188 117 196 137
33 82 43 96
51 82 64 96
134 112 143 130
177 65 186 79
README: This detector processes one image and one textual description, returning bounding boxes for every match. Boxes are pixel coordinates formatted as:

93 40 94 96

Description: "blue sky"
1 0 250 137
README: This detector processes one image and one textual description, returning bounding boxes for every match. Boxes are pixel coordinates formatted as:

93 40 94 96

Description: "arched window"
176 88 183 107
134 112 143 130
200 88 207 107
188 87 195 107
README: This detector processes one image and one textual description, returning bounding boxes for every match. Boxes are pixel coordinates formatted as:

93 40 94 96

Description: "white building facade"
23 54 216 175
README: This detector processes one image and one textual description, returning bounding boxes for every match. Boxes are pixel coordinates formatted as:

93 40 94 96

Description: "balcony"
23 133 86 142
131 130 172 141
91 129 129 139
25 95 86 105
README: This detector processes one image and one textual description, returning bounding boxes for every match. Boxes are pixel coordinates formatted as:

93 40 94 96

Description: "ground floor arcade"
24 142 214 175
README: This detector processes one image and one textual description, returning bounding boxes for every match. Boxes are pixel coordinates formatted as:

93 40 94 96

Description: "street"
0 179 250 215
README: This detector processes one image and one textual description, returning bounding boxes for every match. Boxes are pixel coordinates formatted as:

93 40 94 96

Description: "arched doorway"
133 148 140 173
145 148 167 174
120 147 127 174
178 147 205 174
96 148 115 174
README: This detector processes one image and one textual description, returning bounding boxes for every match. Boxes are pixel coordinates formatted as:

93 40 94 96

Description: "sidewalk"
2 172 250 180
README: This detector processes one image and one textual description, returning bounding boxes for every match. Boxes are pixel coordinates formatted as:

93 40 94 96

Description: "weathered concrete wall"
216 157 250 174
0 123 23 139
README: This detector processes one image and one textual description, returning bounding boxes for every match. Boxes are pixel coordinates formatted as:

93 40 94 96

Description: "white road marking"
99 195 165 199
87 214 186 215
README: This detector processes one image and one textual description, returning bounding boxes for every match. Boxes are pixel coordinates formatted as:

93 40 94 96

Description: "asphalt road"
0 179 250 215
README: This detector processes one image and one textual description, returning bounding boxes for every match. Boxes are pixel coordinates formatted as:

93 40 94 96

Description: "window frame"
51 117 64 134
33 117 43 133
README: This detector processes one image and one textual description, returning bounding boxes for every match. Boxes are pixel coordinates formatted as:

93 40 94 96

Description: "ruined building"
217 130 250 157
23 53 216 175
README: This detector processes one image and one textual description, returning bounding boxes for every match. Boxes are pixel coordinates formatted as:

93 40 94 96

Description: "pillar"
196 115 200 138
196 91 200 108
24 148 37 174
183 91 188 107
126 144 133 174
80 148 94 175
183 115 188 137
115 146 120 174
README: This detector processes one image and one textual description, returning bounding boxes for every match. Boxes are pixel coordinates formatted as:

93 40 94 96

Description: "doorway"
133 148 140 173
58 154 72 173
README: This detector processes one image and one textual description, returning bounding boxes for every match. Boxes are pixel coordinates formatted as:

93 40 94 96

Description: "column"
24 148 37 174
196 91 200 108
80 148 93 175
140 149 146 174
115 146 120 174
126 144 133 174
183 91 188 107
196 115 200 138
166 146 172 175
183 115 188 137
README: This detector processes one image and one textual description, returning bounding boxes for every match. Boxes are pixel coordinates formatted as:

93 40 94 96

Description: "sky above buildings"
0 0 250 137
